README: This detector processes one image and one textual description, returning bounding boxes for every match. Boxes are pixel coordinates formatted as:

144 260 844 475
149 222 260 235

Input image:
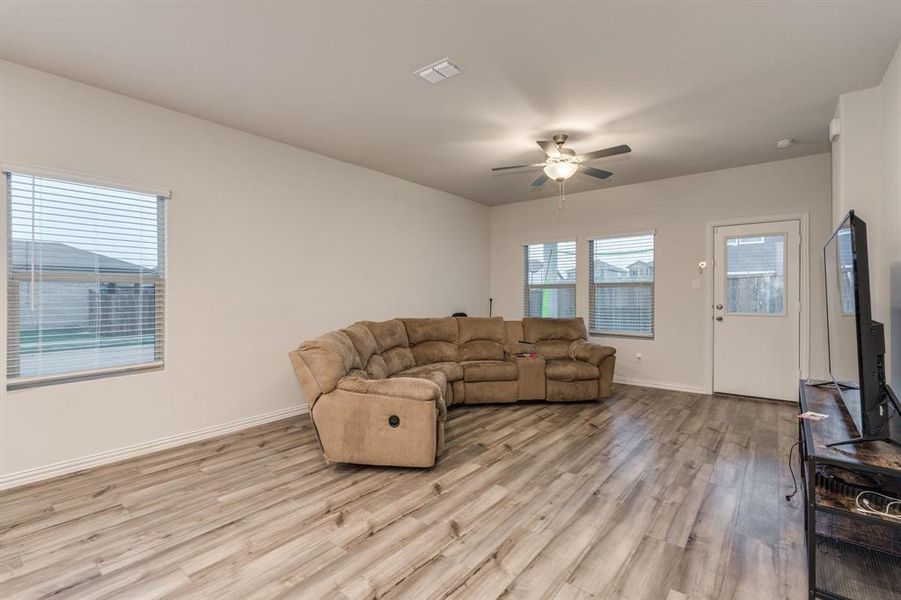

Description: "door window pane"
725 234 785 314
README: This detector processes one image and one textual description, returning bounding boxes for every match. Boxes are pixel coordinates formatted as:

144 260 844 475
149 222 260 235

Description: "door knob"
715 316 723 321
715 304 723 310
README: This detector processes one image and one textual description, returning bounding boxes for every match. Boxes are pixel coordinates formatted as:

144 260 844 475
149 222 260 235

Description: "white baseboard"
0 405 309 491
613 375 708 395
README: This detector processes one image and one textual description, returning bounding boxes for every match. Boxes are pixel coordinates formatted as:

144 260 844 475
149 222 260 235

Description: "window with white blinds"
523 240 576 318
5 171 167 387
589 233 655 337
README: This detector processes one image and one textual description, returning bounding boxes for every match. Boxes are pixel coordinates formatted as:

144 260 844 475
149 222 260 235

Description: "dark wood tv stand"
798 381 901 599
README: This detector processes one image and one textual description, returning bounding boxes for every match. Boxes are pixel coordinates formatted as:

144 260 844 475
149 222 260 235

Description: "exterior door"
713 220 800 401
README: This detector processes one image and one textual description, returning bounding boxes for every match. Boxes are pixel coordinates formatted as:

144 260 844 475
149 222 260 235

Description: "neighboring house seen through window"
523 240 576 318
5 171 167 387
589 234 655 337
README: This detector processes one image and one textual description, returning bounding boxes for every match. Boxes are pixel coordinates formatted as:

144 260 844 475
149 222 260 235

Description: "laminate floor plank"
0 385 829 599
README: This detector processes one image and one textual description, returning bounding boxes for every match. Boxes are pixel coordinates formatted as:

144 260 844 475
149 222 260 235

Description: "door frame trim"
704 213 810 397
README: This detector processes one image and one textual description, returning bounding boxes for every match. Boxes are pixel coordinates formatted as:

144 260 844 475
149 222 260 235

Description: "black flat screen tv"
824 210 899 447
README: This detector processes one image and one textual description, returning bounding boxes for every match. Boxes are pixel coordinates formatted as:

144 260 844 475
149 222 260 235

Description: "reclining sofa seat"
289 316 615 468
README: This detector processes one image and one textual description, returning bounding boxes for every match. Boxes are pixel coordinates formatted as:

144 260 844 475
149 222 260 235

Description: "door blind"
6 171 167 386
523 240 576 318
589 234 654 336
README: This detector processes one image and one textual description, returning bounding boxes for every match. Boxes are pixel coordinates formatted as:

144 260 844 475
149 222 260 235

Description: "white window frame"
588 231 656 338
522 238 577 319
3 163 170 389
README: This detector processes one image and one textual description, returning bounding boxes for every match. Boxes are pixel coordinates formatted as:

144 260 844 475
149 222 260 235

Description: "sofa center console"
512 355 546 401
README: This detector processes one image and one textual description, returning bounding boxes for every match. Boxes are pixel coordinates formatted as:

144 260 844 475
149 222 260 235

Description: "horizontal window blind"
6 171 166 386
523 240 576 318
589 234 654 336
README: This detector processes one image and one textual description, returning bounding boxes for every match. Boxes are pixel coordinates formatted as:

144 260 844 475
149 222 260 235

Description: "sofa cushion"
522 317 587 343
393 361 463 382
458 317 505 344
545 359 600 382
365 354 390 380
403 317 458 345
411 340 459 365
416 370 449 398
459 317 506 361
402 318 459 365
342 321 379 366
363 319 409 352
462 360 518 382
460 340 504 362
533 340 574 360
381 346 415 375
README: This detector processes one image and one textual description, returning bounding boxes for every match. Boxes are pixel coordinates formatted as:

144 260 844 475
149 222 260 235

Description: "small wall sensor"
829 118 841 143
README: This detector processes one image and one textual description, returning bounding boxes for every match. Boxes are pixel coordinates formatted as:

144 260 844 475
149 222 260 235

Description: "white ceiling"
1 1 900 205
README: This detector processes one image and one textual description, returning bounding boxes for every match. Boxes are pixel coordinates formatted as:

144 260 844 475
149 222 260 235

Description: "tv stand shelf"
816 486 901 528
798 382 901 600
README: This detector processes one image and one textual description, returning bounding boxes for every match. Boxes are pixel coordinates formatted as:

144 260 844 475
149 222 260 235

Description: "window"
589 233 654 336
523 240 576 318
725 234 785 315
6 171 167 387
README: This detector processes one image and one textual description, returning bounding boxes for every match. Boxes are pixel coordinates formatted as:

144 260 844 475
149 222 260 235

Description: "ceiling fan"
491 134 631 188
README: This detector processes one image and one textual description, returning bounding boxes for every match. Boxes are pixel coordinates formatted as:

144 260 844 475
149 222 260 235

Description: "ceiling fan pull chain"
557 179 566 211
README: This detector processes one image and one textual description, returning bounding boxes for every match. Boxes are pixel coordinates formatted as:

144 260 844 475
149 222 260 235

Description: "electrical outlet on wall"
690 278 701 290
635 352 642 360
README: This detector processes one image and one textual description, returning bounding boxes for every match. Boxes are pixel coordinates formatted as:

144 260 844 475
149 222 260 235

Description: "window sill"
7 362 164 391
589 332 655 340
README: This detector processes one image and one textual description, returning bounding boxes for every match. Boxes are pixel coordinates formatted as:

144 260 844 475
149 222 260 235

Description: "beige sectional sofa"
289 316 615 468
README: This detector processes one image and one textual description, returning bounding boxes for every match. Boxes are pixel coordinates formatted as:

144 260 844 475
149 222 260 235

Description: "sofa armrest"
312 388 441 467
336 375 441 401
569 340 616 366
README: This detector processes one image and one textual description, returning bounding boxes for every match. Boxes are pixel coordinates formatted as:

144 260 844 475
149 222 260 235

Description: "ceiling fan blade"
537 140 561 158
491 163 546 172
531 173 549 187
578 144 632 161
581 166 613 180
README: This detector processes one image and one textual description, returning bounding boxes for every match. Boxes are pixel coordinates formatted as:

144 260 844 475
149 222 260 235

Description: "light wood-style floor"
0 385 807 599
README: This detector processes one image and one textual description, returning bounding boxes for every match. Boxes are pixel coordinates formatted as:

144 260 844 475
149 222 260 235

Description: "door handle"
715 316 723 321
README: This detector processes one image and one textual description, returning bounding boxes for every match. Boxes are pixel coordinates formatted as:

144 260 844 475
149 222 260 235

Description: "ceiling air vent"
415 58 461 84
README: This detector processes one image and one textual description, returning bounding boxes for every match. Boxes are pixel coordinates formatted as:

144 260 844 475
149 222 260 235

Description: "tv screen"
824 217 859 390
823 211 899 444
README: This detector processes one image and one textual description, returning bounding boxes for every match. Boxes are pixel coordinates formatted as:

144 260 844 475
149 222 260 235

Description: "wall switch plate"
690 278 701 290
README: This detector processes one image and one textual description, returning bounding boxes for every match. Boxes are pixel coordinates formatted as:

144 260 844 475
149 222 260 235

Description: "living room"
1 2 900 598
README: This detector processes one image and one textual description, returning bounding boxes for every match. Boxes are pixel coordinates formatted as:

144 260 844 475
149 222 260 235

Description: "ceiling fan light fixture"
543 161 578 181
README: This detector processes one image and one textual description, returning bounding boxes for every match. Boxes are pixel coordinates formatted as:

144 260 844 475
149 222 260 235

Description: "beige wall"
0 61 490 477
831 40 901 390
490 154 832 393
